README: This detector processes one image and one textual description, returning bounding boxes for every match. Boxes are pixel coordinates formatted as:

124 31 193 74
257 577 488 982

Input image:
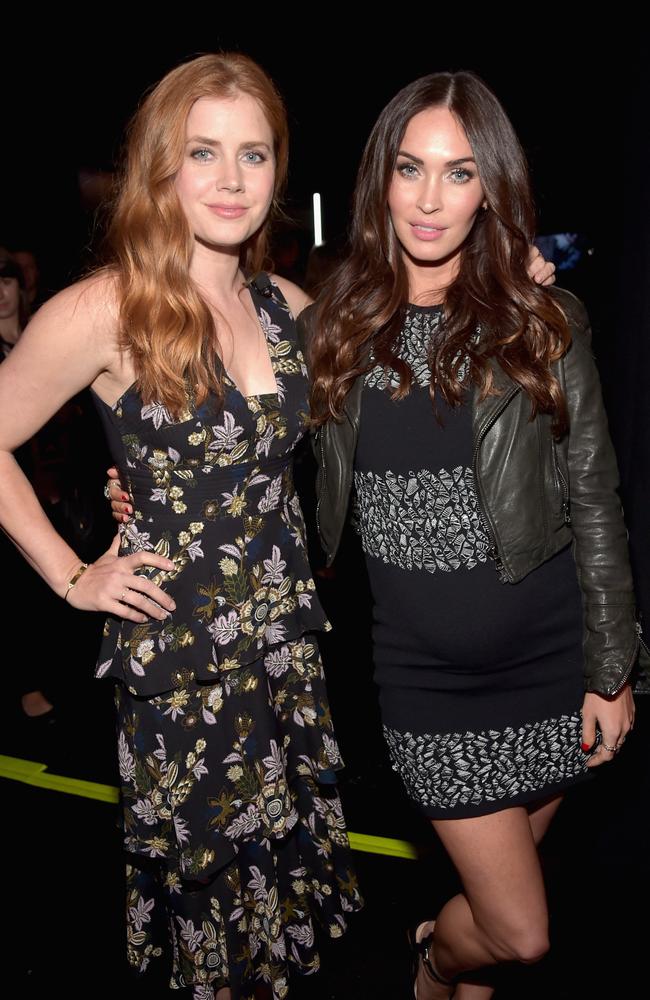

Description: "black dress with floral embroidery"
92 278 362 1000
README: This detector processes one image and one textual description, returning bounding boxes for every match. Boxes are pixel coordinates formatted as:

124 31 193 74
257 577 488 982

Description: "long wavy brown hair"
104 53 288 416
309 72 571 436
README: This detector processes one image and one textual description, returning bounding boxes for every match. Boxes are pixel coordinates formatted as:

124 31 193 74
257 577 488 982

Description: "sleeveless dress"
353 304 591 819
92 278 362 1000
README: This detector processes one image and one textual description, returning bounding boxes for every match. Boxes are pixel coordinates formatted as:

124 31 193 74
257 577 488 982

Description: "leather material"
297 288 644 695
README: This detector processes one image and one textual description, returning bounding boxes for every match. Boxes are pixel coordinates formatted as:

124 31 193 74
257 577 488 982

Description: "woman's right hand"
106 465 132 523
66 533 176 623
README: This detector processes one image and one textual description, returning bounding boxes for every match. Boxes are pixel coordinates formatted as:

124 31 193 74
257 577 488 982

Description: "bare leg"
414 805 554 1000
215 988 231 999
449 794 564 1000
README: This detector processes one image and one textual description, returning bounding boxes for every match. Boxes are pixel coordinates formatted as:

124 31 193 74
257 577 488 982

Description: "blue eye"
242 150 266 164
397 162 419 178
190 148 212 161
449 167 473 184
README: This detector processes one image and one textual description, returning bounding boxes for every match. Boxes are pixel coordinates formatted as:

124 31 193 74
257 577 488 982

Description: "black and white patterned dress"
353 304 590 819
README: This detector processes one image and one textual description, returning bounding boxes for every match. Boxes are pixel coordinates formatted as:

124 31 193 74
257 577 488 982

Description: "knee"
481 922 550 965
508 930 550 965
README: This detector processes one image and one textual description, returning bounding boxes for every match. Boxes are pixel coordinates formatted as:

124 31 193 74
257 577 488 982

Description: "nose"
416 175 442 215
216 157 244 193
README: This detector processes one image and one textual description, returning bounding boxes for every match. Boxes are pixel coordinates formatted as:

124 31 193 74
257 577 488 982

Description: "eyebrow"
186 135 273 151
397 150 476 167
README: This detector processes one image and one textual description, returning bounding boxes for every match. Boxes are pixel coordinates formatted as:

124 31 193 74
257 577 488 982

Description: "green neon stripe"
347 831 419 860
0 754 119 803
0 754 421 859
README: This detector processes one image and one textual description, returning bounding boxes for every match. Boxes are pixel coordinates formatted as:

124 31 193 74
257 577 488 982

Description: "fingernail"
122 514 129 522
169 602 176 610
125 506 132 514
581 742 591 753
121 494 129 501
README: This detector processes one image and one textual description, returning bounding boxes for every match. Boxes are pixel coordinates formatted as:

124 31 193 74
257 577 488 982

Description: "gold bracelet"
64 562 88 602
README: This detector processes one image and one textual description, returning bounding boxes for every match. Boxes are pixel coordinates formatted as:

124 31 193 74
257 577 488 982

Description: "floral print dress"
92 278 362 999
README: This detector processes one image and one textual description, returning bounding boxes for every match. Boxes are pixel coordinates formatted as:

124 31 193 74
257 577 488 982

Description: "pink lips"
206 204 248 219
410 224 447 241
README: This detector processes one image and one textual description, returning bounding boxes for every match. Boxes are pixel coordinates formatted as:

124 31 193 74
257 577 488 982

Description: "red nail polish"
581 742 591 752
122 494 129 501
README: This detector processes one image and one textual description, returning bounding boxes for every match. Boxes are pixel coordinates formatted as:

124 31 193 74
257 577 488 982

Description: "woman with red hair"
0 54 362 999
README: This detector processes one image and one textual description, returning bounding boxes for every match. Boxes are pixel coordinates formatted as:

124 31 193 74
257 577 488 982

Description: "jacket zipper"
552 443 571 525
315 431 327 549
609 622 643 695
472 387 520 583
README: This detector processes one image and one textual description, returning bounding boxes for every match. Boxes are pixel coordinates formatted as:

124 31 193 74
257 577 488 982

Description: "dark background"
3 27 649 998
4 27 647 612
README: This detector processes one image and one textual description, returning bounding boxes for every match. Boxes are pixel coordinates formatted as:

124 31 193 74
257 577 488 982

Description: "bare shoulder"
33 269 120 340
0 270 124 450
270 273 313 318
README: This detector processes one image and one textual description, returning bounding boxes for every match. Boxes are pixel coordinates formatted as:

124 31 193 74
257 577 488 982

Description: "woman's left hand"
581 684 635 768
527 246 556 286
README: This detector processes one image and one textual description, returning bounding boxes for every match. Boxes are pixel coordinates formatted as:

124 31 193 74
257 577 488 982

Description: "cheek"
173 172 190 208
174 166 206 205
452 186 484 225
255 170 277 212
387 184 409 227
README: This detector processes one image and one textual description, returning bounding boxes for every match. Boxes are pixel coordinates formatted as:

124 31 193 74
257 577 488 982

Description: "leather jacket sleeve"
553 288 641 695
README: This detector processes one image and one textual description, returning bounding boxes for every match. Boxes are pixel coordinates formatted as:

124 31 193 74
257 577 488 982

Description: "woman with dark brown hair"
0 54 363 999
303 72 642 998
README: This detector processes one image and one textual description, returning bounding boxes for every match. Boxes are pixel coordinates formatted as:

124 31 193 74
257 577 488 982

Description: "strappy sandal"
408 923 458 999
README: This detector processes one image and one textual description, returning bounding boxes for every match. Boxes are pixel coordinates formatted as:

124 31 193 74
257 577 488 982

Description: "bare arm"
0 275 175 619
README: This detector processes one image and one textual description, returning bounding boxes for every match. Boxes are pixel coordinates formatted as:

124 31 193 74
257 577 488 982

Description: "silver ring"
104 483 111 499
120 589 127 602
602 742 617 753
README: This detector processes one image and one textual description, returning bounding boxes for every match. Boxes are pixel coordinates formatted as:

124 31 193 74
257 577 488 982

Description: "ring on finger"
104 483 111 499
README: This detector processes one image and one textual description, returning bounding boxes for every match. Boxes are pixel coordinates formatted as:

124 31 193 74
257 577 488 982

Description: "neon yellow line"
0 754 118 803
0 754 421 858
348 831 420 860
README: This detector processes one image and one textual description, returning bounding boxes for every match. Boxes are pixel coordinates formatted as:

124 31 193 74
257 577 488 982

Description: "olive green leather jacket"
298 287 647 696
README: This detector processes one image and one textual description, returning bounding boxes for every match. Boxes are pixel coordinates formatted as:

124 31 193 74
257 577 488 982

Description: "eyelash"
396 163 475 183
190 148 268 164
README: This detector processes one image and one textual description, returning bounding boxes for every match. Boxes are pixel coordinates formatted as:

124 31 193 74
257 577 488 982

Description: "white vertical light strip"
312 192 323 247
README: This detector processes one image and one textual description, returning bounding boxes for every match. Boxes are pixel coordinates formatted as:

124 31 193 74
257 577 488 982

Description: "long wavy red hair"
104 53 288 416
308 72 571 437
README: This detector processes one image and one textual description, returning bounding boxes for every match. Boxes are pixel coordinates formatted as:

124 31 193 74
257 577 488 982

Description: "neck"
403 250 460 306
189 240 245 303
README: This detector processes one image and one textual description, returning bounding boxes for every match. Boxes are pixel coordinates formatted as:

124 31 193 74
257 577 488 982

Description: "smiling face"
174 92 276 255
387 105 486 293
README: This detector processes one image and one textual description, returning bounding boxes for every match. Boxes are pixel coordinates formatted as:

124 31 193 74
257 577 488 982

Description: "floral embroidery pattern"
92 279 361 998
